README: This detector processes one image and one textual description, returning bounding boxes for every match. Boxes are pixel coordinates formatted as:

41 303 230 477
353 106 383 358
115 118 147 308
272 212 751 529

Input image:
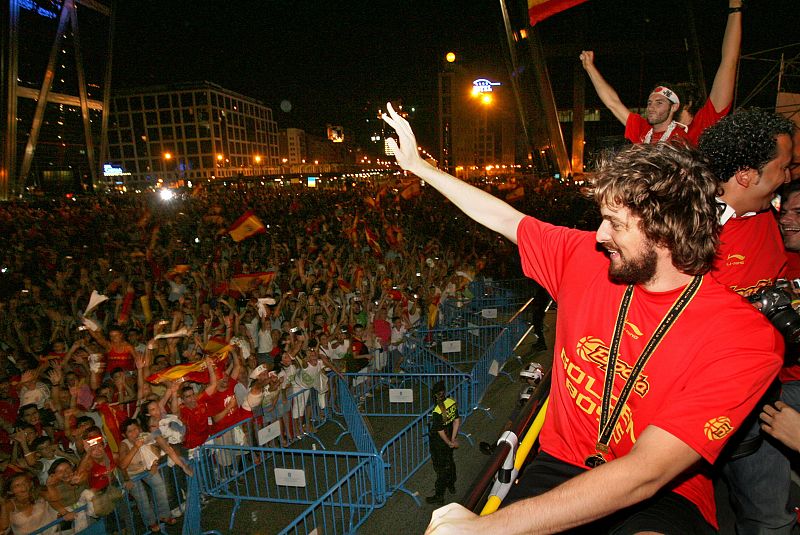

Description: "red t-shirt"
372 319 391 349
624 99 729 146
87 445 117 491
711 210 787 297
206 378 248 433
711 211 800 382
686 99 731 146
785 251 800 279
516 216 783 528
180 393 212 449
625 114 689 144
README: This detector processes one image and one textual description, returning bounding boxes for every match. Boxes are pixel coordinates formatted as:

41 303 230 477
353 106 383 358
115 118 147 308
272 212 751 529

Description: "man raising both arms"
580 0 742 145
382 103 782 534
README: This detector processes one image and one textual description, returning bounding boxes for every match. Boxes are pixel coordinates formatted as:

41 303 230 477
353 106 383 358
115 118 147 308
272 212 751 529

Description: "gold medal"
584 452 607 468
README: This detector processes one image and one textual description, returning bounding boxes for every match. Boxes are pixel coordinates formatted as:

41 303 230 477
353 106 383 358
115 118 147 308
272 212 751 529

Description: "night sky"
112 0 800 150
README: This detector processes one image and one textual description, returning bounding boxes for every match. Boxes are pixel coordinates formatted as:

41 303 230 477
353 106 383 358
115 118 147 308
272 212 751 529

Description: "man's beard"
608 243 658 285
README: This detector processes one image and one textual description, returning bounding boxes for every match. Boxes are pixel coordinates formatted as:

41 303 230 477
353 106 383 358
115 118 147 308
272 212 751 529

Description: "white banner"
389 389 414 403
481 308 498 319
275 468 307 487
257 420 282 446
441 340 461 353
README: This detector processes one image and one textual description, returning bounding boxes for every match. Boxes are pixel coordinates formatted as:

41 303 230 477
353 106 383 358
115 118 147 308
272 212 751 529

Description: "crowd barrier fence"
27 277 535 535
30 456 194 535
276 456 377 535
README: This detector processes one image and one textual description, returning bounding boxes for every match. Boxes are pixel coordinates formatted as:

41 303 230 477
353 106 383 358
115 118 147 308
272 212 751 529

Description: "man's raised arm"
580 50 632 126
382 103 525 244
707 0 742 112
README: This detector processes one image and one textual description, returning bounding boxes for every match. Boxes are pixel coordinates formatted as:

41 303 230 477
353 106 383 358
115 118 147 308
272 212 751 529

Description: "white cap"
249 363 270 379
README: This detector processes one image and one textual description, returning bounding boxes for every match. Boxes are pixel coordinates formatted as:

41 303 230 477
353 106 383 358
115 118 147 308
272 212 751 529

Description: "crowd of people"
0 169 593 533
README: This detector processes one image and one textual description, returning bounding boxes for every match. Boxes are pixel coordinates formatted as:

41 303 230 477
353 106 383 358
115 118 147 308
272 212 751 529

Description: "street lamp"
162 152 173 182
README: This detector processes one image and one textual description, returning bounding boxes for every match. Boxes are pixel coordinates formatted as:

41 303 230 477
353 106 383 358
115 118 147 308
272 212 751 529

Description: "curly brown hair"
588 142 720 275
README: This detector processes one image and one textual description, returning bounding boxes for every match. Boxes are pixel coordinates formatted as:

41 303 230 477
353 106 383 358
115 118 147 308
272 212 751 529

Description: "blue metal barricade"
342 372 469 419
277 457 377 535
29 456 193 535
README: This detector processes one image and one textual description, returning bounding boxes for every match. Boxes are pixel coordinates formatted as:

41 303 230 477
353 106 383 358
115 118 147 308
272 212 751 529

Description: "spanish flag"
230 271 276 293
428 293 442 329
528 0 587 26
337 279 353 293
228 210 266 242
400 181 421 200
146 343 233 384
365 226 382 257
96 402 127 453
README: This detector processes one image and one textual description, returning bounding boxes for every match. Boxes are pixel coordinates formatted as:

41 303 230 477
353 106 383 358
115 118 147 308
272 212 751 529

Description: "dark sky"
112 0 800 149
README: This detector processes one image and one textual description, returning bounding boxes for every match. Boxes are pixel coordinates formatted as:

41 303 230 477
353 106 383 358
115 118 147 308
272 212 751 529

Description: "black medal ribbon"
584 276 702 468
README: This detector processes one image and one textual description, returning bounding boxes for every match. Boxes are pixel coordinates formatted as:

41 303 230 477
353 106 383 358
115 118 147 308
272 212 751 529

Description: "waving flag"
146 343 233 385
228 210 266 242
364 226 382 257
528 0 587 26
230 271 276 293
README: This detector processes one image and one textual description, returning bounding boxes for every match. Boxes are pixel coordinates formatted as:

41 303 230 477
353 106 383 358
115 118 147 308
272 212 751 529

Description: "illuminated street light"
446 52 456 63
481 94 492 105
254 155 262 164
163 152 172 160
216 153 223 162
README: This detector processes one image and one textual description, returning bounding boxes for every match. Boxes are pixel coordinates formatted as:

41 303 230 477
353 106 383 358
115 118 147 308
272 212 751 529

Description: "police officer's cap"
432 381 446 394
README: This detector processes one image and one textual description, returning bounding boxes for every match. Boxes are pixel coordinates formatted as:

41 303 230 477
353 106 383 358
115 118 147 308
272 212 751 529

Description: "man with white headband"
579 0 742 145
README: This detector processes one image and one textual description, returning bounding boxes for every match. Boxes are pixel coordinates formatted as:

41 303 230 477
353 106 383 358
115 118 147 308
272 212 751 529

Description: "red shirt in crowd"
205 377 248 433
180 393 213 449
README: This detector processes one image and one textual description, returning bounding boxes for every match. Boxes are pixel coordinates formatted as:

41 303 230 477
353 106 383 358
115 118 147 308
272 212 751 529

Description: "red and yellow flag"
337 279 353 293
228 210 266 242
146 343 233 385
365 226 382 257
528 0 587 26
400 181 421 200
230 271 276 293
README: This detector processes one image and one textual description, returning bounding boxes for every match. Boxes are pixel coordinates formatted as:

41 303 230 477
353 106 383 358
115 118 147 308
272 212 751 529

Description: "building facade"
437 66 516 177
277 128 307 165
1 0 113 198
107 81 279 186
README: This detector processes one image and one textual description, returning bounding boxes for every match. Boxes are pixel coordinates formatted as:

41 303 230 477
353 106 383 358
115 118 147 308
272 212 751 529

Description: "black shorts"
504 452 716 535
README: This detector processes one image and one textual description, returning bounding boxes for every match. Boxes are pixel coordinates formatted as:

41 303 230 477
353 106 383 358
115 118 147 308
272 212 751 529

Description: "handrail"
461 369 552 513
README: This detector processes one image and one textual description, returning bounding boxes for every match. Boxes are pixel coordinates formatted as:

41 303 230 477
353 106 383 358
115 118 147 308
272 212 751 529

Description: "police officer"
426 381 460 505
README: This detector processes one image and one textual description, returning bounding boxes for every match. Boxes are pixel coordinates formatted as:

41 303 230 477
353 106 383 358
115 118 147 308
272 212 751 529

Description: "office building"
1 0 113 198
107 81 279 186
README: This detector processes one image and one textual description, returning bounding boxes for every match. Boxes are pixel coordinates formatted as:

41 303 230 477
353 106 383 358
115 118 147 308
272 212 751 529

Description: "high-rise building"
437 63 516 177
277 128 307 165
1 0 113 198
107 81 279 186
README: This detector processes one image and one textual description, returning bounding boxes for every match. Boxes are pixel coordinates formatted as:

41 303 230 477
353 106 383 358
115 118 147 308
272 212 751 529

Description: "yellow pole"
479 397 549 516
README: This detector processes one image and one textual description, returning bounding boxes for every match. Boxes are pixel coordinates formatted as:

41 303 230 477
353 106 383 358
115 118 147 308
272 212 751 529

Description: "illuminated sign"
307 176 317 188
19 0 59 19
472 78 501 93
103 164 131 178
327 125 344 143
103 164 125 176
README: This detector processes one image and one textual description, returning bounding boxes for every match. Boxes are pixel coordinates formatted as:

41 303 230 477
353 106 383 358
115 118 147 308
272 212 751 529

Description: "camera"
747 283 800 346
